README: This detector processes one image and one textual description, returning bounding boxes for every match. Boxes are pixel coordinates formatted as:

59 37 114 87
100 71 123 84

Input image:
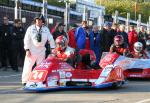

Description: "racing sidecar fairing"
100 53 150 78
24 50 125 92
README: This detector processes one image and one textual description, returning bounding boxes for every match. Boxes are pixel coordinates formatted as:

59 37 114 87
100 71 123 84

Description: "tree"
95 0 150 23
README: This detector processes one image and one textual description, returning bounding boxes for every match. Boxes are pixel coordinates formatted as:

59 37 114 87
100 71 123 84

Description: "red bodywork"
25 50 125 91
100 53 150 78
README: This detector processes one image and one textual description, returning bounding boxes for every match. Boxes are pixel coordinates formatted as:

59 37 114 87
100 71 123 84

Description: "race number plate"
29 70 48 82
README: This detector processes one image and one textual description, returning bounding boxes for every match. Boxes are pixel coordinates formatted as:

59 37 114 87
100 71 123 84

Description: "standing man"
101 22 114 52
138 26 147 50
118 24 129 45
68 23 78 49
0 16 13 71
11 19 25 71
89 25 102 67
75 21 87 49
128 25 138 52
52 23 67 40
22 14 55 85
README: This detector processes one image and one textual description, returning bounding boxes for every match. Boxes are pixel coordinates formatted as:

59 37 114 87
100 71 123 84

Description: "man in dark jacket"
52 23 67 40
0 16 13 71
89 25 102 66
101 22 115 52
11 19 25 71
118 24 129 45
138 26 147 50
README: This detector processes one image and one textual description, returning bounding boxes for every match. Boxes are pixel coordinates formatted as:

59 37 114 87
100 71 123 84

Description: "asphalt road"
0 68 150 103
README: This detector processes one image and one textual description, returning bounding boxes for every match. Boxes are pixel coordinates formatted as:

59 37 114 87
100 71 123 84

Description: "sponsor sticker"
47 77 58 86
65 72 72 78
59 71 66 78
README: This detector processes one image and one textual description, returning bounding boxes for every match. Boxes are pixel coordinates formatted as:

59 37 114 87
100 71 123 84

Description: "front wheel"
112 81 123 88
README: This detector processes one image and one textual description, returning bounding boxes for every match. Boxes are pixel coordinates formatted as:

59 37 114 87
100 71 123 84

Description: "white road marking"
0 74 21 78
135 99 150 103
0 88 23 94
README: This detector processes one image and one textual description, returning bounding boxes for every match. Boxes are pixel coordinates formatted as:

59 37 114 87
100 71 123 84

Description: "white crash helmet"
134 42 143 53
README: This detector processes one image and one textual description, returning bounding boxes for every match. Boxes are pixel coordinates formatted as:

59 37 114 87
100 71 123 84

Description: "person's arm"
24 26 31 57
143 51 149 59
128 32 132 45
109 44 115 53
47 28 56 50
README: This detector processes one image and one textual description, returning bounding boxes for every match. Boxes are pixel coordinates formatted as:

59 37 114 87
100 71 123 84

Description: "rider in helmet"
110 35 129 56
130 42 148 59
51 35 75 66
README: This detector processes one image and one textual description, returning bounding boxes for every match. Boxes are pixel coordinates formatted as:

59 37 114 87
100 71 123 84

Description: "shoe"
13 68 19 72
3 68 7 71
15 69 19 72
22 83 26 86
12 67 19 72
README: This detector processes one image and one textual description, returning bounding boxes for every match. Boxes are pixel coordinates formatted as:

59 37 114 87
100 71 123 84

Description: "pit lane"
0 68 150 103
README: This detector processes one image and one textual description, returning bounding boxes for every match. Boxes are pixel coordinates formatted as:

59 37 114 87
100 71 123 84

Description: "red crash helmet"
114 35 124 46
55 35 68 51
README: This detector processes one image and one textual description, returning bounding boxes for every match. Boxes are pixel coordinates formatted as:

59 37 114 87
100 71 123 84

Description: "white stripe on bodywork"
114 56 150 69
95 65 114 85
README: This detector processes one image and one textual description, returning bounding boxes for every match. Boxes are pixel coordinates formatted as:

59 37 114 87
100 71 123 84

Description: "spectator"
50 22 59 34
147 30 150 40
11 19 25 71
0 16 14 71
68 23 78 48
75 21 87 49
101 22 115 52
138 26 147 50
111 23 119 36
52 22 67 40
146 40 150 58
128 25 138 52
118 24 129 45
89 25 102 67
22 14 55 85
85 26 90 50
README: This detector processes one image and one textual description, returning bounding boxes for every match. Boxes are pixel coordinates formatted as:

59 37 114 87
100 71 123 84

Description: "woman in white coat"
22 14 55 85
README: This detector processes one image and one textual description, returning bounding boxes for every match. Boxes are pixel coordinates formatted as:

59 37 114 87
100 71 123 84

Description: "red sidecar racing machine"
24 50 126 91
100 53 150 78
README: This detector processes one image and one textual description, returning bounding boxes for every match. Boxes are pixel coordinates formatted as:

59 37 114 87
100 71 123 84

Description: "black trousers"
1 43 13 69
11 40 25 70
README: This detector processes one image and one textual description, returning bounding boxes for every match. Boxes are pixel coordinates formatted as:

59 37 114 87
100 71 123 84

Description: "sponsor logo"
65 72 72 78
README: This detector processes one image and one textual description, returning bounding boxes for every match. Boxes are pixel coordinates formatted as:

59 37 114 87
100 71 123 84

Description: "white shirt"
24 24 56 55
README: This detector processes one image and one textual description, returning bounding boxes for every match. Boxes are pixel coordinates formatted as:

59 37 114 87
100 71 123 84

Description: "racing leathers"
51 46 75 66
109 43 129 56
22 24 55 84
130 51 149 59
